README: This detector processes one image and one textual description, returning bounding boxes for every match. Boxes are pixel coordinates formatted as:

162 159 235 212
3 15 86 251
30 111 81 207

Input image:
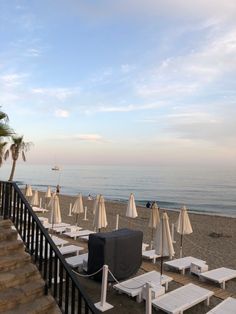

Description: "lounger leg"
205 296 210 306
221 282 225 289
153 257 156 264
165 282 168 291
136 292 142 303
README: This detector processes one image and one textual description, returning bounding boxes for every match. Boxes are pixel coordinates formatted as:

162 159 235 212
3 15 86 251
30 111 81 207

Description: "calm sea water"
0 164 235 217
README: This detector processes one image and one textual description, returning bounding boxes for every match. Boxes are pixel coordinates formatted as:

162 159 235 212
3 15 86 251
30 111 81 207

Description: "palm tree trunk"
9 159 17 181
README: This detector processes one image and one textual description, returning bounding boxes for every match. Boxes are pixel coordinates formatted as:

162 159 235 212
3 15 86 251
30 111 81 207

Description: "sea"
0 164 235 217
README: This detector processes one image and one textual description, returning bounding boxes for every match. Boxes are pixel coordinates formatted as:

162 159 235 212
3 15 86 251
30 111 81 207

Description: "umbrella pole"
180 234 183 258
160 216 164 278
151 228 153 249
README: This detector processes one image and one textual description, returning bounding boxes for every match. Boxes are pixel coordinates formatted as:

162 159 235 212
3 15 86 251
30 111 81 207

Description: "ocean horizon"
0 163 235 217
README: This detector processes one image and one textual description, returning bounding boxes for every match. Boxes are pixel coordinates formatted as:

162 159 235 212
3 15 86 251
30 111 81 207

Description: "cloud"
0 73 28 87
86 102 162 114
55 134 104 142
121 64 135 73
54 109 70 118
31 86 80 100
90 68 113 84
24 48 41 57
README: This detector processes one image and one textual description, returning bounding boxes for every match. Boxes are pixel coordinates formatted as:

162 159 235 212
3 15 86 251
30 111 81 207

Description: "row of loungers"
35 218 236 312
113 256 236 313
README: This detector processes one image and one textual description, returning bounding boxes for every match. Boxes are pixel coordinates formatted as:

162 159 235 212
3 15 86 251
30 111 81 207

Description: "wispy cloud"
31 86 81 101
121 64 135 73
0 73 28 87
90 68 113 84
86 102 162 114
54 109 70 118
55 134 105 142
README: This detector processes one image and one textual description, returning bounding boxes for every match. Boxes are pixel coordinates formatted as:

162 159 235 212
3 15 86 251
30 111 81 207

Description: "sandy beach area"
37 191 236 313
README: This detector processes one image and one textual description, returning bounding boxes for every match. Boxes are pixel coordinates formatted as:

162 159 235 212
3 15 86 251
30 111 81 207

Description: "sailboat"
52 165 60 171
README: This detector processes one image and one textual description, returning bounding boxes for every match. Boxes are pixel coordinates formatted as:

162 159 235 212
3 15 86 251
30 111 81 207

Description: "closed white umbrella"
31 190 39 206
148 202 160 248
25 185 33 197
154 212 175 276
176 205 193 258
49 194 61 228
93 195 107 231
126 193 138 218
45 186 51 198
93 194 100 215
72 193 84 225
148 202 160 229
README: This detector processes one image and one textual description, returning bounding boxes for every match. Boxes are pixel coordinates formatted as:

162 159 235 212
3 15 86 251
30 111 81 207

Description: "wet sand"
37 192 236 313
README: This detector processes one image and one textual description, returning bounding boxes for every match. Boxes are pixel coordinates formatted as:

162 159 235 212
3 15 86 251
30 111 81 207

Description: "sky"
1 0 236 167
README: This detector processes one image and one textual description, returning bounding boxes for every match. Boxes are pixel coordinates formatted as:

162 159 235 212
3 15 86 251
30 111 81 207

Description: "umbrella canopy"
148 202 160 229
45 186 51 198
176 205 193 258
126 193 138 218
93 194 100 214
49 194 61 226
25 185 33 197
93 195 108 230
154 212 175 275
72 193 84 214
148 202 160 248
31 190 39 206
72 193 84 225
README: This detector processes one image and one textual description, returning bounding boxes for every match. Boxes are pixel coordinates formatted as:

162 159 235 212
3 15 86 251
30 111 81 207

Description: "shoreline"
59 192 236 219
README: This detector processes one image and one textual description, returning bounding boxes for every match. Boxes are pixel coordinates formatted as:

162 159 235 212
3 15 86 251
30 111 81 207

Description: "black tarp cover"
87 228 143 281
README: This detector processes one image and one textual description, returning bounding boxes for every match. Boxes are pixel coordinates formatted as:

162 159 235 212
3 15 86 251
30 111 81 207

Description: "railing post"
3 182 10 219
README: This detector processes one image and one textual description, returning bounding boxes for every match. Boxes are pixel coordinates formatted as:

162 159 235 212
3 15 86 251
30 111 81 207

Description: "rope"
72 266 103 278
108 269 146 290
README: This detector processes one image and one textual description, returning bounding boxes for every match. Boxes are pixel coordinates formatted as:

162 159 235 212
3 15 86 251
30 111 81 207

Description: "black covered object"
87 228 143 281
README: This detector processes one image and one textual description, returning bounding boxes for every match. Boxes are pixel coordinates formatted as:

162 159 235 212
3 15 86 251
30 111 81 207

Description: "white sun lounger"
152 283 214 314
51 225 82 234
113 270 173 302
206 297 236 313
66 253 88 271
33 206 48 213
50 235 69 247
142 250 161 263
59 245 84 256
64 230 95 240
142 243 149 251
199 267 236 289
164 256 207 275
43 222 71 229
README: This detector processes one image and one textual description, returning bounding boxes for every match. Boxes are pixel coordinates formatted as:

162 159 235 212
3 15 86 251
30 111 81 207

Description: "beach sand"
37 192 236 313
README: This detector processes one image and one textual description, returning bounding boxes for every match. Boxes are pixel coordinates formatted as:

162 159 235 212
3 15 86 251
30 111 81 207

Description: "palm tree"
4 135 32 181
0 110 12 137
0 141 8 166
0 109 13 166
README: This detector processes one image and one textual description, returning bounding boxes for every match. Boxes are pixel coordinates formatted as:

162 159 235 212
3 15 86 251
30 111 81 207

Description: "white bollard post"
68 203 72 216
115 214 119 230
146 282 152 314
39 197 42 208
94 265 113 312
171 223 176 243
83 206 88 221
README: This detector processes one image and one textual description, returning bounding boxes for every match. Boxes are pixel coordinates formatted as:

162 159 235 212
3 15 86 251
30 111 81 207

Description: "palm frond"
4 149 10 160
22 151 26 162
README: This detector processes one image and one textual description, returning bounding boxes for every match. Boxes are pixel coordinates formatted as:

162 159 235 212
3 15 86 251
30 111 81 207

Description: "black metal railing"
0 181 100 314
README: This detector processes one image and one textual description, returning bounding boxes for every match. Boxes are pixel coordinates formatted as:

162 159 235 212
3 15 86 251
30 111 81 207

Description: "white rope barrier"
72 266 103 278
108 269 146 290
